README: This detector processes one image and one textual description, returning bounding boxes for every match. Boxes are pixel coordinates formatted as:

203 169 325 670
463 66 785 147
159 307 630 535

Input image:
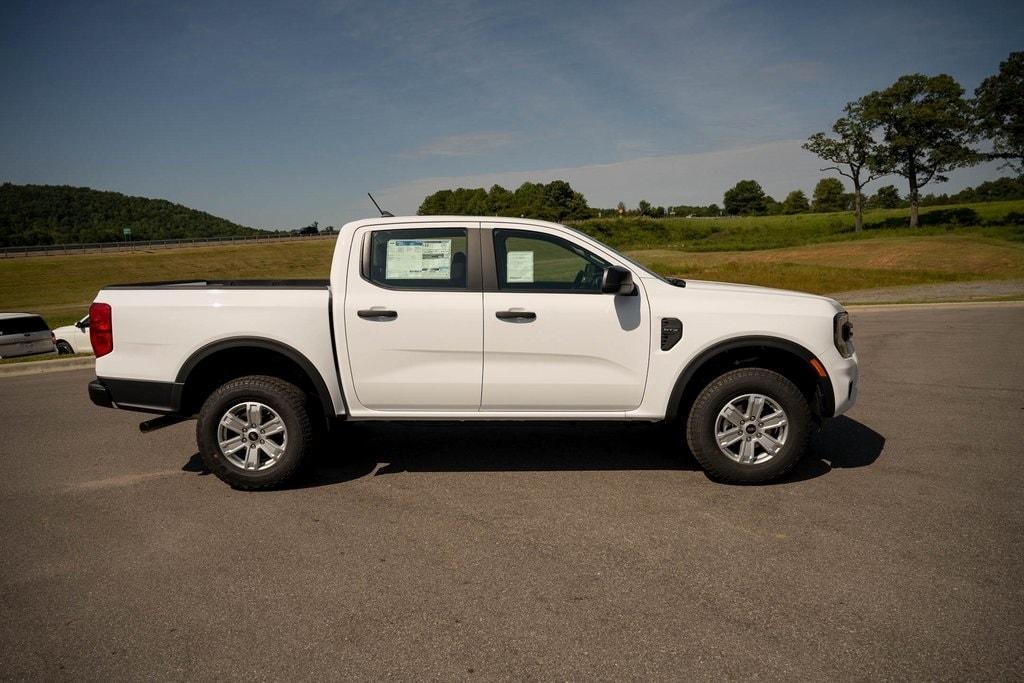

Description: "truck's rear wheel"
196 375 312 490
686 368 810 483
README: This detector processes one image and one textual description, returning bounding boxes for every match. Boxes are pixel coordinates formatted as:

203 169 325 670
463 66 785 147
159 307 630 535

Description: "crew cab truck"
87 216 858 489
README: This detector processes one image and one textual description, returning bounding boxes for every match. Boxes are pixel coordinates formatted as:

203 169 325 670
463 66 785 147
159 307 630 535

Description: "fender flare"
175 337 339 417
666 335 834 419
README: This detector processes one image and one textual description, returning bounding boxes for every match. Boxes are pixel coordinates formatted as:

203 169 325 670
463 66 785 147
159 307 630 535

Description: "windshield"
561 225 670 284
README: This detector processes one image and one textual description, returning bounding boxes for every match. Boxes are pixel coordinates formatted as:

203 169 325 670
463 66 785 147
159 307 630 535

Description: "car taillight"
89 302 113 357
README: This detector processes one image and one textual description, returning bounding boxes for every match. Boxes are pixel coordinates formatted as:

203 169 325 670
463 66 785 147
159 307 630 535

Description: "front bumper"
829 354 859 417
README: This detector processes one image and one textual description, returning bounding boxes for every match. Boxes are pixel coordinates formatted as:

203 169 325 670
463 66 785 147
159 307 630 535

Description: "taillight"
89 302 113 357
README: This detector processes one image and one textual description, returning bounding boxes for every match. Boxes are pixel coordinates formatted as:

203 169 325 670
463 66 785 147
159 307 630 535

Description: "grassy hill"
2 200 1023 328
0 183 258 247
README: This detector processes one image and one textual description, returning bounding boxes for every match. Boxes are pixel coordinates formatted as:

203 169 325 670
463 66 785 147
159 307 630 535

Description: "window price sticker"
386 239 452 279
506 251 534 283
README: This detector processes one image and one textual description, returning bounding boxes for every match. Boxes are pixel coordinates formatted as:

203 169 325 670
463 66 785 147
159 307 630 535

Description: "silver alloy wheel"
216 402 288 472
714 393 789 465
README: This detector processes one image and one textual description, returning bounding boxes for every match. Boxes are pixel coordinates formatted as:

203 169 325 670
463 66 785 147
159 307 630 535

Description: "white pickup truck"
88 215 858 489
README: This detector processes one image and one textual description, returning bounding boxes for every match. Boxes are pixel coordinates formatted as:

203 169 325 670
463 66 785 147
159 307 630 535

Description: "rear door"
481 224 650 411
342 223 483 411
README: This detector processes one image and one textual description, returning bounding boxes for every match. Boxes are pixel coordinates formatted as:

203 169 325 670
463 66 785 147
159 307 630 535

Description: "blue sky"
1 0 1021 227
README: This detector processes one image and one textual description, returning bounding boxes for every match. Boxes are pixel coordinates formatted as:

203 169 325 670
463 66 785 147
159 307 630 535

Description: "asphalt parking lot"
1 303 1021 680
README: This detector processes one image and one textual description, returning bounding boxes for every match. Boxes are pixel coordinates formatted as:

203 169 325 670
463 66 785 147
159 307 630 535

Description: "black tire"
196 375 313 490
56 340 74 355
685 368 811 484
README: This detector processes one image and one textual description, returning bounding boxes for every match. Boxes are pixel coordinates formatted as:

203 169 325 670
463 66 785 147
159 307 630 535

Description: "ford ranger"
87 216 858 489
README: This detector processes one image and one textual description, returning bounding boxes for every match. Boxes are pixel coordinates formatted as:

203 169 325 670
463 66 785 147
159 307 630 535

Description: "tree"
803 103 888 231
723 179 767 215
811 178 847 212
417 189 454 215
486 184 513 214
869 185 903 209
781 190 810 214
860 74 979 227
974 52 1024 173
637 200 652 216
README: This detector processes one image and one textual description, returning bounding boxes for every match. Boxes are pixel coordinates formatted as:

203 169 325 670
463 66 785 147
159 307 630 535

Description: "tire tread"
685 368 810 484
196 375 312 490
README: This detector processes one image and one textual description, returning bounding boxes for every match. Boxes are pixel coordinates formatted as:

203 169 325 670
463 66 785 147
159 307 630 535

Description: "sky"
1 0 1021 228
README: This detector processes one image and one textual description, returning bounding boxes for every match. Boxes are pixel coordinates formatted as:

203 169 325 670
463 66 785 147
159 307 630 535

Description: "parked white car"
87 215 858 489
53 316 93 355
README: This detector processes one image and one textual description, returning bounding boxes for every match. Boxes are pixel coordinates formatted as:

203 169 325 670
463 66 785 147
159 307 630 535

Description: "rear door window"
365 228 469 290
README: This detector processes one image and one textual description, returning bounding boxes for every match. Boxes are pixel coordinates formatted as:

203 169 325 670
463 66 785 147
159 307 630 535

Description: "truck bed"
102 279 330 289
93 282 344 415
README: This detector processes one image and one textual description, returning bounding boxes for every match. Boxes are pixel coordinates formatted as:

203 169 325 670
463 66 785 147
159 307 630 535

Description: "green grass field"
2 200 1022 328
573 199 1024 251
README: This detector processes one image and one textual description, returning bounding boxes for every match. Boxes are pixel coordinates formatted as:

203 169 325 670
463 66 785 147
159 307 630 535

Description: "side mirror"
601 265 636 295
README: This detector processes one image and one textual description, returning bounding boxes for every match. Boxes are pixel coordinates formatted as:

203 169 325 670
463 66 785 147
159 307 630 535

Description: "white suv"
0 313 56 359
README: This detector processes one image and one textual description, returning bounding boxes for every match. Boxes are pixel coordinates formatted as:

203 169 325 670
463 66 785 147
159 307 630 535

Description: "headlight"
833 311 854 358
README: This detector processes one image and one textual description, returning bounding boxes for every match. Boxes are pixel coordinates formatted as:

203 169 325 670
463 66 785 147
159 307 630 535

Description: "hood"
52 324 79 335
681 279 841 307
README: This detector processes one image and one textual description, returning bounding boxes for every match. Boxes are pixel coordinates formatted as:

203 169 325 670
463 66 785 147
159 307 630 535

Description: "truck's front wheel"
196 375 313 490
686 368 811 483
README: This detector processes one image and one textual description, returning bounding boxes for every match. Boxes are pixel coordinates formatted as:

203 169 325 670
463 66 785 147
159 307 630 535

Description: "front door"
343 223 483 410
481 225 650 411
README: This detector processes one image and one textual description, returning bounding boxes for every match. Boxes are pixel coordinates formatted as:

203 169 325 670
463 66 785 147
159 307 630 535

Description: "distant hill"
0 183 258 247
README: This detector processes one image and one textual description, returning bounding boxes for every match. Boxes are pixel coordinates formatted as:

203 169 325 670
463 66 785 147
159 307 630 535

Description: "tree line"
711 175 1024 217
420 51 1022 228
0 184 259 247
803 51 1022 229
0 183 342 247
417 180 591 222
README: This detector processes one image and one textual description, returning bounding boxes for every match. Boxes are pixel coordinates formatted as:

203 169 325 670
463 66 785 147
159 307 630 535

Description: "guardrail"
0 232 337 258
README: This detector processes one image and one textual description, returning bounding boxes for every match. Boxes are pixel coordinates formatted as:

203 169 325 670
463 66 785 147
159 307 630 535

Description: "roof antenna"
367 192 393 217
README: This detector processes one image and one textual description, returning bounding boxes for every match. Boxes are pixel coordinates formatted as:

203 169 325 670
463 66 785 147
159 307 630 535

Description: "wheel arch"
666 335 834 421
175 337 340 421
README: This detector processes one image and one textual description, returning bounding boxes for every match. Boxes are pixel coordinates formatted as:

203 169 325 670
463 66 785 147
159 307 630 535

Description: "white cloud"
759 60 830 83
376 140 1010 213
407 131 519 158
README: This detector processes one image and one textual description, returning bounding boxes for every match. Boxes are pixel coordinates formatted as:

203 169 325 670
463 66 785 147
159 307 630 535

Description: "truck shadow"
216 415 882 489
788 416 886 483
